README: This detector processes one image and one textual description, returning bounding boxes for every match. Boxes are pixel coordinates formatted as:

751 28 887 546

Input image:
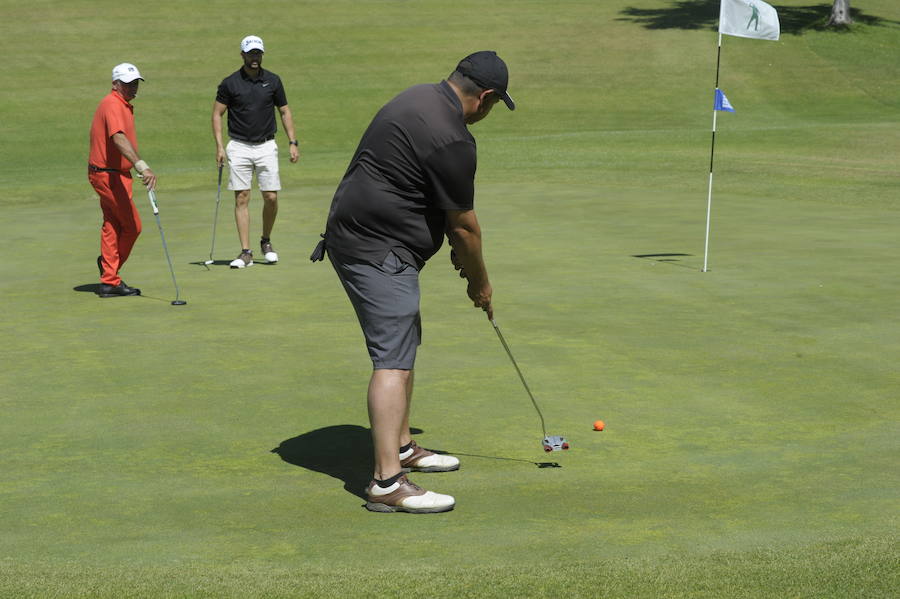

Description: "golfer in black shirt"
311 51 515 513
212 35 299 268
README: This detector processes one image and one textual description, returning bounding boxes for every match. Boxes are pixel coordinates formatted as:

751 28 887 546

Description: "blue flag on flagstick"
714 88 735 112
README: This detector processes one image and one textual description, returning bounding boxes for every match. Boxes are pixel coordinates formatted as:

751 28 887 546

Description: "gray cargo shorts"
329 250 422 370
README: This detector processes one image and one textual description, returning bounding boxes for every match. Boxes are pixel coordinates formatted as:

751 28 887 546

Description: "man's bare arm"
212 101 228 166
112 132 155 190
446 209 492 319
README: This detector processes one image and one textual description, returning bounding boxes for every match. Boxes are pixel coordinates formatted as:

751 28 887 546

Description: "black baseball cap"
455 51 515 111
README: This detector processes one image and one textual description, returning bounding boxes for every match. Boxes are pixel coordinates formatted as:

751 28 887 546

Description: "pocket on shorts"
383 251 415 275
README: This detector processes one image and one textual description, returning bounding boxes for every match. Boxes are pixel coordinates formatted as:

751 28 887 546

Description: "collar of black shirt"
438 80 463 117
240 67 266 82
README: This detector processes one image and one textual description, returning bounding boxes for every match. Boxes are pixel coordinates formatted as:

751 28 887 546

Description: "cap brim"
500 91 515 111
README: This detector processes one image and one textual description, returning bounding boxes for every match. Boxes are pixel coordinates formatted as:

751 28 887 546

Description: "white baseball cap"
111 63 143 83
241 35 265 53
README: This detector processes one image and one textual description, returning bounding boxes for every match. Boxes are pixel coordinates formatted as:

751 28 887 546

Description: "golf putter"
205 163 223 265
147 188 187 306
490 319 568 452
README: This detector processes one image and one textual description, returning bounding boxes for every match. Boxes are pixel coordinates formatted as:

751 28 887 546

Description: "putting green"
1 1 898 597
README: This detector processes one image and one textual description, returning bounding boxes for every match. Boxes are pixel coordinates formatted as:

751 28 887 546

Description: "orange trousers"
90 170 142 286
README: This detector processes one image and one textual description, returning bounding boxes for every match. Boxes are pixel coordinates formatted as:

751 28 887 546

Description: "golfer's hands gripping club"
135 170 157 191
469 279 493 320
139 168 157 191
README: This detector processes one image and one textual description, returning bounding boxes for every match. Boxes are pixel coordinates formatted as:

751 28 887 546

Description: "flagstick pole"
703 32 723 273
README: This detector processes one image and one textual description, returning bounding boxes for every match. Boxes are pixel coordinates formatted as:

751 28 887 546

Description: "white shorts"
226 139 281 191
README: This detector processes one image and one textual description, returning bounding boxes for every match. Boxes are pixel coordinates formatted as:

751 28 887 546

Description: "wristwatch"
289 140 299 146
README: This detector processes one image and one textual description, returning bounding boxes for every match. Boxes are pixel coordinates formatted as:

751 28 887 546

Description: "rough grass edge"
0 536 896 599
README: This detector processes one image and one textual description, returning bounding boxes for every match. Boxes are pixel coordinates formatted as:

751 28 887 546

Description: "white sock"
369 482 400 496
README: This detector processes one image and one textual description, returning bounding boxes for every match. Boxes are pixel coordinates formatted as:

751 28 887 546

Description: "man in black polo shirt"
212 35 299 269
310 51 515 513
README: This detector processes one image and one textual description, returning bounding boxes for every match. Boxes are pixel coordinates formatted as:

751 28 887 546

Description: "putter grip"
148 190 160 215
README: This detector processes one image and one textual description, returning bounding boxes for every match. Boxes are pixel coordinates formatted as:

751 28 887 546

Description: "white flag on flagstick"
719 0 780 41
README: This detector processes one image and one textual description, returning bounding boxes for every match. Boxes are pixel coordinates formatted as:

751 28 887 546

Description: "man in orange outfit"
88 62 157 297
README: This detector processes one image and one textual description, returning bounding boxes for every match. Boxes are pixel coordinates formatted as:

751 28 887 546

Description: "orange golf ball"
593 420 605 431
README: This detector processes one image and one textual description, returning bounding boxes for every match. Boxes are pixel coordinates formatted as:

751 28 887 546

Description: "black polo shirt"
325 80 477 269
216 67 288 142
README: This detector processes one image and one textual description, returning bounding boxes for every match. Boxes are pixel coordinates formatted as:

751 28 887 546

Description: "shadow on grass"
74 283 101 293
73 283 178 304
189 260 277 269
437 450 561 468
272 426 561 499
273 425 422 499
618 2 898 34
632 252 697 269
272 425 374 499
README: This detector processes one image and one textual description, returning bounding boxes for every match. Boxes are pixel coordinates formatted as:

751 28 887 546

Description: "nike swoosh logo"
262 83 270 87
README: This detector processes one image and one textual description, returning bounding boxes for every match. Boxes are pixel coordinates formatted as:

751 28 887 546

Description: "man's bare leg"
399 370 414 448
234 189 251 249
365 367 454 513
368 368 413 480
261 190 278 238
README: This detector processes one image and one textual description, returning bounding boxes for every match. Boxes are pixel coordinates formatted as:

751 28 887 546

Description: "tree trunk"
827 0 853 26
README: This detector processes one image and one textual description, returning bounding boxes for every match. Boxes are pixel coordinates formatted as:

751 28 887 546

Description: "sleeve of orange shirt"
92 93 138 171
109 101 137 159
105 108 126 139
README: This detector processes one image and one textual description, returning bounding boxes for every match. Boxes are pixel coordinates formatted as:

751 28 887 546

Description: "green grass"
1 1 899 597
2 537 896 598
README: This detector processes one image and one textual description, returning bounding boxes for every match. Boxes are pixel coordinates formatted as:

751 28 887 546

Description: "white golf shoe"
230 250 253 268
400 440 460 472
365 475 455 513
261 240 278 264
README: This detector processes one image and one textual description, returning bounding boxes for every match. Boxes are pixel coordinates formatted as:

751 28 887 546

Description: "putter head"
542 435 569 452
